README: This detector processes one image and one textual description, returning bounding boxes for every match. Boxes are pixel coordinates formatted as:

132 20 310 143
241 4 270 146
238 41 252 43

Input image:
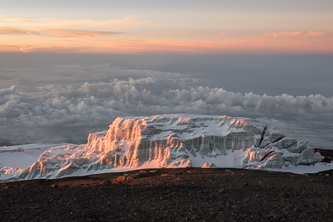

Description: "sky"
0 1 332 148
1 0 333 54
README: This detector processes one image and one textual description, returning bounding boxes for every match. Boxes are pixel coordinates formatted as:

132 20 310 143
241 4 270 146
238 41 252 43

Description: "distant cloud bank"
1 78 332 146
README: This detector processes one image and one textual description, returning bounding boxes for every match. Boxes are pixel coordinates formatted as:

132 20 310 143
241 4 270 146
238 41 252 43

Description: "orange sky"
1 1 332 54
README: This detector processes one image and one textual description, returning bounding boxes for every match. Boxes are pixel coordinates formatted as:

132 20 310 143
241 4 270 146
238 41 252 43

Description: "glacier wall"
86 115 261 167
0 114 324 182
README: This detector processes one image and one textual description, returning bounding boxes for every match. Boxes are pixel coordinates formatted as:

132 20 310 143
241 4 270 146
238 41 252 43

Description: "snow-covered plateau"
1 114 332 182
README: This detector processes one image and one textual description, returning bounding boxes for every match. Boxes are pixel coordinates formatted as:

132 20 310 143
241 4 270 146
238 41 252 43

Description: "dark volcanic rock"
1 168 333 221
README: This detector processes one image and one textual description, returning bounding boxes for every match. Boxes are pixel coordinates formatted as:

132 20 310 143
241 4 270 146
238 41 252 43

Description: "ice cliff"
0 114 324 182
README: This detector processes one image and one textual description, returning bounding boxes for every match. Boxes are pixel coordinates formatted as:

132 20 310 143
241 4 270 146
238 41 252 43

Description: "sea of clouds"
1 77 332 148
0 54 332 148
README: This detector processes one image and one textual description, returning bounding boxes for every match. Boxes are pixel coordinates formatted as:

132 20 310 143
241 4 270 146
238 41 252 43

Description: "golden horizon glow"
1 1 332 54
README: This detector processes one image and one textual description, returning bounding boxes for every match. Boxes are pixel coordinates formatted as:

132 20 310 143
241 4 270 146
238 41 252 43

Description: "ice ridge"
0 114 324 182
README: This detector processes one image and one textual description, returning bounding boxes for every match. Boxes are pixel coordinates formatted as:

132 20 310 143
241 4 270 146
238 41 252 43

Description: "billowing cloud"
19 45 35 53
0 77 332 147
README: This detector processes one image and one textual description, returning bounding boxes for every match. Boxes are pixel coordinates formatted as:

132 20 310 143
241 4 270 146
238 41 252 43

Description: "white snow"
0 144 66 169
1 114 332 183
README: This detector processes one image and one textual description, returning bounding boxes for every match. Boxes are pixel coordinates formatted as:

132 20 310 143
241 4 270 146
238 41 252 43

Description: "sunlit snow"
1 114 332 183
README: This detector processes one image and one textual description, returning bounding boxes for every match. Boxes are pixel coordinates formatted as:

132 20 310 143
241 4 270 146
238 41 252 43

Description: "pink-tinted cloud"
146 31 159 35
180 31 202 36
218 32 229 36
0 44 21 51
40 17 157 27
19 45 35 53
263 31 303 38
40 28 122 38
0 15 34 23
0 15 155 27
302 31 325 37
0 26 30 35
17 45 92 53
263 31 325 38
1 28 332 54
0 26 121 38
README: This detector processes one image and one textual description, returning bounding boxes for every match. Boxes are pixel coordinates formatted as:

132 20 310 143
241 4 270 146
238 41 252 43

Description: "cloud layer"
1 77 332 147
0 26 121 38
263 31 325 38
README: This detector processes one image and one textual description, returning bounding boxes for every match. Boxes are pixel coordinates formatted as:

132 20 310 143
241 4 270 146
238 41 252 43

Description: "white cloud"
0 77 332 146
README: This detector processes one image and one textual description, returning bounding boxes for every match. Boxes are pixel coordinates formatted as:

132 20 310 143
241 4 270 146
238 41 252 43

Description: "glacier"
0 114 331 182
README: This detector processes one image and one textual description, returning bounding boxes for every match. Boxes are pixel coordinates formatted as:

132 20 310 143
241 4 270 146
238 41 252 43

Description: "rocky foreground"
1 166 333 222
